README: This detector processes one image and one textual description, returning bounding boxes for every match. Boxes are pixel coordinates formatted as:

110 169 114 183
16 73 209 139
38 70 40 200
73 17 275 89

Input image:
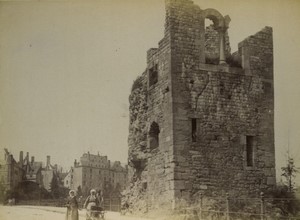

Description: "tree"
281 156 299 193
265 185 300 217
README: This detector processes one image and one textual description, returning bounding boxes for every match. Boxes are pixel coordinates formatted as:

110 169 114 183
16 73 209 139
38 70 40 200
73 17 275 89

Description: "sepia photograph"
0 0 299 219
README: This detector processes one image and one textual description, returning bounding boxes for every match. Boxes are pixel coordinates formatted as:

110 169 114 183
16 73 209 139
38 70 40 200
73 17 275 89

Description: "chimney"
31 156 34 164
74 159 77 167
46 155 50 167
19 151 24 166
4 149 9 160
9 154 13 164
25 152 29 165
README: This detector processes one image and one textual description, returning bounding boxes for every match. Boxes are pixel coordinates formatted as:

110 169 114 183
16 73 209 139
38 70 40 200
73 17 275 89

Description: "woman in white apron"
84 189 100 220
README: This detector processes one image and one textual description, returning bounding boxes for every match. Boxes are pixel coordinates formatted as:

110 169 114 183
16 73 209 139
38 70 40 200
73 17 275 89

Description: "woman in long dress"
84 189 100 220
66 190 79 220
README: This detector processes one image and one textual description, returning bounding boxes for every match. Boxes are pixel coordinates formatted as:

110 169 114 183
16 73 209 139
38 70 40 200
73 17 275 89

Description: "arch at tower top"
203 8 228 29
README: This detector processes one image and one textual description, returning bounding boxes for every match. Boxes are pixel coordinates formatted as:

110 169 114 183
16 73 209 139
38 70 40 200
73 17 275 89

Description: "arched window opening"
149 122 160 150
191 118 197 142
131 159 146 179
246 136 254 167
149 64 158 87
203 9 230 65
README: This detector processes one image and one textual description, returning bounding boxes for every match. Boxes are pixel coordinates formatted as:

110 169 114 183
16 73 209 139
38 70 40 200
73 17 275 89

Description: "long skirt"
66 207 79 220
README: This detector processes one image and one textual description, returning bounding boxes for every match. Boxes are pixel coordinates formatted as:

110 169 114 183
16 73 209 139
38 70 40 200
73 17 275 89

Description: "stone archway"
202 9 231 64
203 8 225 28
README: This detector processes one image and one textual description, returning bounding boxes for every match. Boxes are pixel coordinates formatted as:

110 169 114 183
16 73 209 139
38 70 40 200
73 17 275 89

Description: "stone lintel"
198 63 244 74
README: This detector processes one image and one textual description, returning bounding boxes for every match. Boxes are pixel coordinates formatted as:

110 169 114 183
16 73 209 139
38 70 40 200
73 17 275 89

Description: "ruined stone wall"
125 71 149 213
126 32 175 212
145 37 174 211
166 0 205 202
126 0 275 214
128 71 148 174
178 64 275 198
239 26 275 187
170 0 275 200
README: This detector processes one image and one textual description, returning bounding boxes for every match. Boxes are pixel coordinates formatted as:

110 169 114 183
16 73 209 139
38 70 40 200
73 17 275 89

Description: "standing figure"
84 189 100 220
66 190 79 220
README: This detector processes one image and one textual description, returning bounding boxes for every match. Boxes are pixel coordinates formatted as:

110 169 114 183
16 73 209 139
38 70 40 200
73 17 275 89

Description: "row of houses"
0 149 62 193
0 149 129 198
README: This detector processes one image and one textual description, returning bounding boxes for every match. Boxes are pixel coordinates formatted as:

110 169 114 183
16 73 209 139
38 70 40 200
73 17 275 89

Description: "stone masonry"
125 0 275 214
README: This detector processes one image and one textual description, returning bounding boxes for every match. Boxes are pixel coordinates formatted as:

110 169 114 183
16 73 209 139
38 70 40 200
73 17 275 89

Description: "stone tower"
126 0 275 213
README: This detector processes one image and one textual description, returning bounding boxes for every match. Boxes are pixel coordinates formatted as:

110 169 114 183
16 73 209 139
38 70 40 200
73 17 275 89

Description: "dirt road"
0 205 149 220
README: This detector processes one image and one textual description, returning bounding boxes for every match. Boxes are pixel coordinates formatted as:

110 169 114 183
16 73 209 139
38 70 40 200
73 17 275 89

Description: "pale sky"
0 0 299 185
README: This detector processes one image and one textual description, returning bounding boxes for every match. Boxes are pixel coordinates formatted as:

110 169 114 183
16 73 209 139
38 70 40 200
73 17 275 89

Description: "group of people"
66 189 104 220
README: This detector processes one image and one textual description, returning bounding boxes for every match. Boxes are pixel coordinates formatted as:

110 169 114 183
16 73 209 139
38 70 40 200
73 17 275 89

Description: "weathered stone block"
267 177 276 185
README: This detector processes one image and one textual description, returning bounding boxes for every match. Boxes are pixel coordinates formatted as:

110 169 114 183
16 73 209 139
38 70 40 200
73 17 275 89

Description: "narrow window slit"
192 118 197 142
246 136 254 167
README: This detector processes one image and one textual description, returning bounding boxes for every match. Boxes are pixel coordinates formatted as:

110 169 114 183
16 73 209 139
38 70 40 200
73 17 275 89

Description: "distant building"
0 149 64 195
22 152 43 185
65 152 128 196
57 171 68 188
41 155 58 191
0 149 24 191
63 168 73 189
110 161 128 192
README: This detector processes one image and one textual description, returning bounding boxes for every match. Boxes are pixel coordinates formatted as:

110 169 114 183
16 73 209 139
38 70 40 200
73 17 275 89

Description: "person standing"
84 189 100 219
66 190 79 220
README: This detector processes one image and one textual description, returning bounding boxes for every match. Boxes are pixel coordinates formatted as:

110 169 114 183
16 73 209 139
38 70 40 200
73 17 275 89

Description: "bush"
7 181 52 201
265 185 300 217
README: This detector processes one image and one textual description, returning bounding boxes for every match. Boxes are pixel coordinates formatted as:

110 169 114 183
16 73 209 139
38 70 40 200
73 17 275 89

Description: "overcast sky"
0 0 299 184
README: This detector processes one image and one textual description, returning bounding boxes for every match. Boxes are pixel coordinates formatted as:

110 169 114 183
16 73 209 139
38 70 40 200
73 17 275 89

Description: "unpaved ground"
0 205 150 220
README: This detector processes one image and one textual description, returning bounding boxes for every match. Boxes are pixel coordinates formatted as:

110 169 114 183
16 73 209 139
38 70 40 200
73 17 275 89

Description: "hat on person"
90 189 96 194
69 190 76 196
